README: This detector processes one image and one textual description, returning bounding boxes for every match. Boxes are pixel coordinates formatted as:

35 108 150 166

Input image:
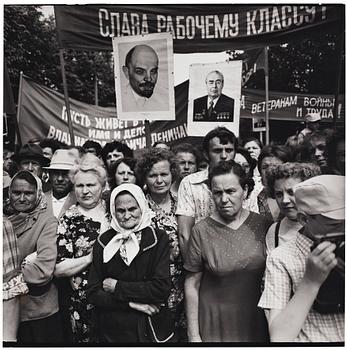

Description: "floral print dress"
57 205 109 343
146 193 187 340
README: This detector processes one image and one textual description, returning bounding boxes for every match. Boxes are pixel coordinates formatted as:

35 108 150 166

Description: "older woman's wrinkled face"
244 141 261 160
75 172 103 209
115 162 136 186
145 160 172 196
115 193 142 229
274 177 302 221
211 172 247 222
10 178 37 213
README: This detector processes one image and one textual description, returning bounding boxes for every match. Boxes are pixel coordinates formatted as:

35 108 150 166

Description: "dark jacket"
87 226 172 343
193 93 234 122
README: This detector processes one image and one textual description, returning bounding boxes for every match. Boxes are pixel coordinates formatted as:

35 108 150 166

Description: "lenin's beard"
137 82 155 98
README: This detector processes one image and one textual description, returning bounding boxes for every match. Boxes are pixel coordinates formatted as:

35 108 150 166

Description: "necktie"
207 100 214 118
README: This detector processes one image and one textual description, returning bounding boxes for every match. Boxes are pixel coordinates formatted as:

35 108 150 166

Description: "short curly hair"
266 162 321 199
135 148 177 188
69 153 107 188
257 144 293 173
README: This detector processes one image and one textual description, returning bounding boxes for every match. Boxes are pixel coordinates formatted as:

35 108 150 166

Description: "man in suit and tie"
193 70 234 122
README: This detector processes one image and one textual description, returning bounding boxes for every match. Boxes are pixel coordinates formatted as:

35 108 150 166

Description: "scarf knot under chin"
103 184 154 265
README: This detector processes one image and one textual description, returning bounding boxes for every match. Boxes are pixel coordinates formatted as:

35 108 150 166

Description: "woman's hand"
102 278 118 293
128 301 160 316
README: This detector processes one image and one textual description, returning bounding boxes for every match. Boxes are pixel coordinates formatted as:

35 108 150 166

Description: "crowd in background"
3 112 345 344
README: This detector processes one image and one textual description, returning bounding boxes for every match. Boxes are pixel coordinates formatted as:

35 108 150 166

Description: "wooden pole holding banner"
94 75 99 106
145 120 151 148
14 71 24 148
333 30 344 130
59 49 75 146
264 46 270 145
259 131 263 145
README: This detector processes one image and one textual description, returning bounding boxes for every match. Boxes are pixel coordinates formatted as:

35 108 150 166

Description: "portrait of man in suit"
193 70 234 122
121 44 168 112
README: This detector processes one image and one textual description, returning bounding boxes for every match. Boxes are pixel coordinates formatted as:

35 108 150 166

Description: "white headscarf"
103 183 154 265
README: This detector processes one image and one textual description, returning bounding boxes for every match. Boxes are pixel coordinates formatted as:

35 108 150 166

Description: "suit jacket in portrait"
193 94 234 122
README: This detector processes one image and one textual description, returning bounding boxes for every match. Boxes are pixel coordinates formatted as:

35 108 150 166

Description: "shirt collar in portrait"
207 96 220 109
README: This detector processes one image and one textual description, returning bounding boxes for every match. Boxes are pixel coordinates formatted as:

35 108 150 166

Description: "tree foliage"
4 5 115 107
235 33 344 94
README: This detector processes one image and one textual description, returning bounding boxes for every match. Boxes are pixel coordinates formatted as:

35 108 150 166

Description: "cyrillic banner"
17 76 344 149
240 89 345 122
54 5 342 52
17 76 189 149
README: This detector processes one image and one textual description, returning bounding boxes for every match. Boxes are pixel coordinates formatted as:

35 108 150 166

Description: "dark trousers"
17 312 64 344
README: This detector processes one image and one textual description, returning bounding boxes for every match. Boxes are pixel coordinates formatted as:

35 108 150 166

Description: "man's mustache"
139 82 155 89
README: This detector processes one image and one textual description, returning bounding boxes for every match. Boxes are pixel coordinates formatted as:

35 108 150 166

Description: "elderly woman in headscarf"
87 183 173 343
54 153 111 343
8 170 63 344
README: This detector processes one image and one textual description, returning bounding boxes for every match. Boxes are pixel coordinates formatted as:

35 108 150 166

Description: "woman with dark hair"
265 162 321 253
108 157 138 190
184 160 271 342
8 170 63 343
101 141 134 171
257 144 292 222
234 147 259 212
136 148 186 341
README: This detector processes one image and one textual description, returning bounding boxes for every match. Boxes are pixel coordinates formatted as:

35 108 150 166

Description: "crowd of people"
3 113 345 344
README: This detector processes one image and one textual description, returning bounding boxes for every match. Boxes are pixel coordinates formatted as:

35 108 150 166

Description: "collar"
128 84 147 107
52 194 69 203
295 231 313 255
141 226 158 252
190 168 209 185
208 96 220 107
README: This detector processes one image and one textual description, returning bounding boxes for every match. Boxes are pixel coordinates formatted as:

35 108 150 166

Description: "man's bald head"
123 45 159 98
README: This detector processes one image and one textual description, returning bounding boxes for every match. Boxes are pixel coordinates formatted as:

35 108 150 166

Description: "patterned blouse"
146 193 186 331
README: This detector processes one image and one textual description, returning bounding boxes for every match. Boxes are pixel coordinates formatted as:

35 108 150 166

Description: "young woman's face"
274 177 302 221
10 178 37 212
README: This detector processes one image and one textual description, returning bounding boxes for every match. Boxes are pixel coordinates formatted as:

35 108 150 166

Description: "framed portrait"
112 32 175 121
187 60 242 137
252 117 266 132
